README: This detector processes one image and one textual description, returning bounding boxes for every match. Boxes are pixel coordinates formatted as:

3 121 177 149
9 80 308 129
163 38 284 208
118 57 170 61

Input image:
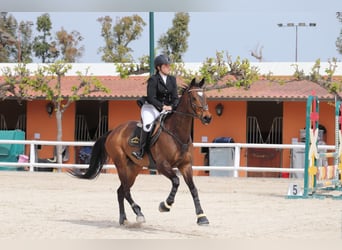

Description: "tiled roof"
206 79 334 101
0 75 337 101
68 76 149 99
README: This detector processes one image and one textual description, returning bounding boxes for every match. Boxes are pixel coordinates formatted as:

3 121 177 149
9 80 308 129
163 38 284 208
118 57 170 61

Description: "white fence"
0 139 337 177
194 142 335 177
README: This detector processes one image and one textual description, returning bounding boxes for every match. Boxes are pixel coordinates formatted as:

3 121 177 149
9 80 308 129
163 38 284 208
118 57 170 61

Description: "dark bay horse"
69 78 212 225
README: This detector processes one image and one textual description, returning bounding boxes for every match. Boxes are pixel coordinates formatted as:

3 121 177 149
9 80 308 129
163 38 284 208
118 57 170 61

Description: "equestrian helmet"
154 54 171 69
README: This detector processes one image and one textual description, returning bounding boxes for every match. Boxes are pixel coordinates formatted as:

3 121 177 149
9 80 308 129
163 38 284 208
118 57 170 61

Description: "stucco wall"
24 98 338 176
26 100 76 162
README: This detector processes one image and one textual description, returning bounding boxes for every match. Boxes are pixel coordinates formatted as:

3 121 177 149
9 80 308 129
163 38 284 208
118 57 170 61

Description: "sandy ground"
0 171 341 239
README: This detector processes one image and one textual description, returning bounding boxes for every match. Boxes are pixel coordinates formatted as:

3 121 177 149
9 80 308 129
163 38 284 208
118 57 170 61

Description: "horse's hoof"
119 215 128 225
119 219 128 226
136 215 146 223
197 215 209 225
159 201 171 212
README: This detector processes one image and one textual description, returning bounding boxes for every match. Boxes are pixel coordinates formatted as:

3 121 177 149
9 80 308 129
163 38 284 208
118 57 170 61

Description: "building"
0 62 341 176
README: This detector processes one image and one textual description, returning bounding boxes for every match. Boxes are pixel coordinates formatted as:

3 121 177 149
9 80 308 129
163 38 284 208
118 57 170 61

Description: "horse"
69 78 212 225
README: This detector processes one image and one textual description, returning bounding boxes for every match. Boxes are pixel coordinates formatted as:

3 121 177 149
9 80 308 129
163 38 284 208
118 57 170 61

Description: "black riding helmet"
154 54 171 70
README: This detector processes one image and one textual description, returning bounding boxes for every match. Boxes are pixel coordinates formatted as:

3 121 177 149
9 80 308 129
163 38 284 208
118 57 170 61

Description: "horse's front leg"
157 161 180 212
181 166 209 225
159 175 180 212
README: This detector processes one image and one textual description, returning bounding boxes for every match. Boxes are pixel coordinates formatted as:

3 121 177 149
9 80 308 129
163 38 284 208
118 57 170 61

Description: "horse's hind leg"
117 161 146 224
117 185 128 225
181 166 209 225
117 183 145 225
123 189 145 223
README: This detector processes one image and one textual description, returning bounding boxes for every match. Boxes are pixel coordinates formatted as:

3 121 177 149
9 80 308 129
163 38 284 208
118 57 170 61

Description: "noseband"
187 88 209 119
172 88 208 119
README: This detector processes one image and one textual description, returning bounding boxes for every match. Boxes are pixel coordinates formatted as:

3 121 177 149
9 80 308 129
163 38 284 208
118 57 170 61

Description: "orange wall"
25 98 338 175
108 100 248 176
26 100 75 161
193 101 247 176
282 101 306 169
108 100 141 129
283 100 335 168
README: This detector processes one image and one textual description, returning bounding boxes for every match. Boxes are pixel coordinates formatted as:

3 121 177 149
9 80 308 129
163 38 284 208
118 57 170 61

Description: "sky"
2 0 342 63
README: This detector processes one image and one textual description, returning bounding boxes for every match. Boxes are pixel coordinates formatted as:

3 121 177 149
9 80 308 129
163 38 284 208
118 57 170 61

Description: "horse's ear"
199 78 205 88
190 78 196 87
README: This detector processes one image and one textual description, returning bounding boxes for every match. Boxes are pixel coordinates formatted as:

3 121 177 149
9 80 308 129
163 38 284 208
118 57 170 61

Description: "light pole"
277 22 316 62
149 12 154 76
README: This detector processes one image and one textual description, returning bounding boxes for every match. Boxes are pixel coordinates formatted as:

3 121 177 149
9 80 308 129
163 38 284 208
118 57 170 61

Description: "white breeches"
141 104 160 132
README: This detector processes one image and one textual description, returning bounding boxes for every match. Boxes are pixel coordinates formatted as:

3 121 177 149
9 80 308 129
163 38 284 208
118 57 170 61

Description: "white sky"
4 0 342 63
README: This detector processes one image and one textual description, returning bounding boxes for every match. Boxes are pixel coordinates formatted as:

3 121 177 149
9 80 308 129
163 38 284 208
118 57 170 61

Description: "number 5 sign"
287 183 303 196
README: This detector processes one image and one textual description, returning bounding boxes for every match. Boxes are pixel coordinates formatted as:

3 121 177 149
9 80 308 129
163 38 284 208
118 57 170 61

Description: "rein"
172 110 196 117
159 114 191 152
173 88 208 118
157 87 207 152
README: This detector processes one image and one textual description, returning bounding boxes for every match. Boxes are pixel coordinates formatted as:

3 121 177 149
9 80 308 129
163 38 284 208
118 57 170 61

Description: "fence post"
29 142 35 172
233 144 240 177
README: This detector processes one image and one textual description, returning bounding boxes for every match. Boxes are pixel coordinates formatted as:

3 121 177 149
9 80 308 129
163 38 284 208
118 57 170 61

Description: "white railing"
0 140 337 177
0 140 94 172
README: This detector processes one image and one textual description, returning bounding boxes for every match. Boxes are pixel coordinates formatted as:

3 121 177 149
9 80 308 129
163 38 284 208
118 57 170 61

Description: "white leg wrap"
164 201 172 209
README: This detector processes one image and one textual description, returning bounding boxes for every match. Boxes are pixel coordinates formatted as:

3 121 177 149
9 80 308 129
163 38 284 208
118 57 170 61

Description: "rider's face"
159 64 171 75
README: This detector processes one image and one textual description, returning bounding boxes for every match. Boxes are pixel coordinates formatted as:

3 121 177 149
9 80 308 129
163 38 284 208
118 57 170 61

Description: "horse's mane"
177 77 206 104
180 86 190 96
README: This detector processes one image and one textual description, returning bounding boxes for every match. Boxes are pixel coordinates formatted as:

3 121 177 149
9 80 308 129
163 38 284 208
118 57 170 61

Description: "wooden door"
247 148 281 177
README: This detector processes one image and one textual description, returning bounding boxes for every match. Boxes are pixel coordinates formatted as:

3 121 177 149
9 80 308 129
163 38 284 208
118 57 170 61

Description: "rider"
132 54 179 160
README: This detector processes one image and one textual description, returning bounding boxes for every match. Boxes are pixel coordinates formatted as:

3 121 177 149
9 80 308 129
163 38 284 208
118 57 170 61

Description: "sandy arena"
0 171 341 239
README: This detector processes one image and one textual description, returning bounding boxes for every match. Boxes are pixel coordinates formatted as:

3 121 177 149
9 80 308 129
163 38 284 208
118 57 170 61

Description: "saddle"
128 122 144 147
128 121 162 148
128 113 167 169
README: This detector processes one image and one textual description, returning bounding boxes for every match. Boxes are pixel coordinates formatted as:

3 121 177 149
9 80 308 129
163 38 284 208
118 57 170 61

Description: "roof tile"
0 75 337 100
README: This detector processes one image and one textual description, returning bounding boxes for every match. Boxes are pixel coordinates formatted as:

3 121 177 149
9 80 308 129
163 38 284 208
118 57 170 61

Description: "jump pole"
303 95 342 198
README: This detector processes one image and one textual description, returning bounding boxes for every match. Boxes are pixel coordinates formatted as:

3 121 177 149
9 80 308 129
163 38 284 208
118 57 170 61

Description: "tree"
0 12 16 62
56 28 84 62
0 61 109 163
1 62 110 165
0 63 32 100
197 51 259 90
0 12 33 63
336 12 342 55
16 20 34 63
32 13 59 63
290 58 342 96
115 12 190 77
116 49 342 106
97 14 146 62
250 44 264 62
29 61 110 164
157 12 190 63
116 49 260 93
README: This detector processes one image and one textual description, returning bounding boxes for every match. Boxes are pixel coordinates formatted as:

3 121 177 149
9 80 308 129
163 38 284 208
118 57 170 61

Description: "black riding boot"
132 130 150 160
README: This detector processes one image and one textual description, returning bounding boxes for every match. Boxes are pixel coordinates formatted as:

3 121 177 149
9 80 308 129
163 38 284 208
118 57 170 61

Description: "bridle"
173 87 208 119
188 88 209 117
158 87 209 151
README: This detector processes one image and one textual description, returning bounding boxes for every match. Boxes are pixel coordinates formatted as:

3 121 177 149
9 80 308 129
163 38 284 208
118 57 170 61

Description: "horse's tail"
69 131 110 180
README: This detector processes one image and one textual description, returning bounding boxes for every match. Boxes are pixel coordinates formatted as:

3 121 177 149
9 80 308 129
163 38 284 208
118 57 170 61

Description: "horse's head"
186 78 212 125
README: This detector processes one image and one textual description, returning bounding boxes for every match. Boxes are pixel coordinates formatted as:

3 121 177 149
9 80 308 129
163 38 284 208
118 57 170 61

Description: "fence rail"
0 140 337 177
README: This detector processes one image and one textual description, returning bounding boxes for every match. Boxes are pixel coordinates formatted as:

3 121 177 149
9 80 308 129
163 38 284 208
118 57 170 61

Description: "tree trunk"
56 106 63 171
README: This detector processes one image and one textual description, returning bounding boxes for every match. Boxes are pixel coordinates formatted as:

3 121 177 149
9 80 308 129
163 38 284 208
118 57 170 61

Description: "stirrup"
132 151 144 160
